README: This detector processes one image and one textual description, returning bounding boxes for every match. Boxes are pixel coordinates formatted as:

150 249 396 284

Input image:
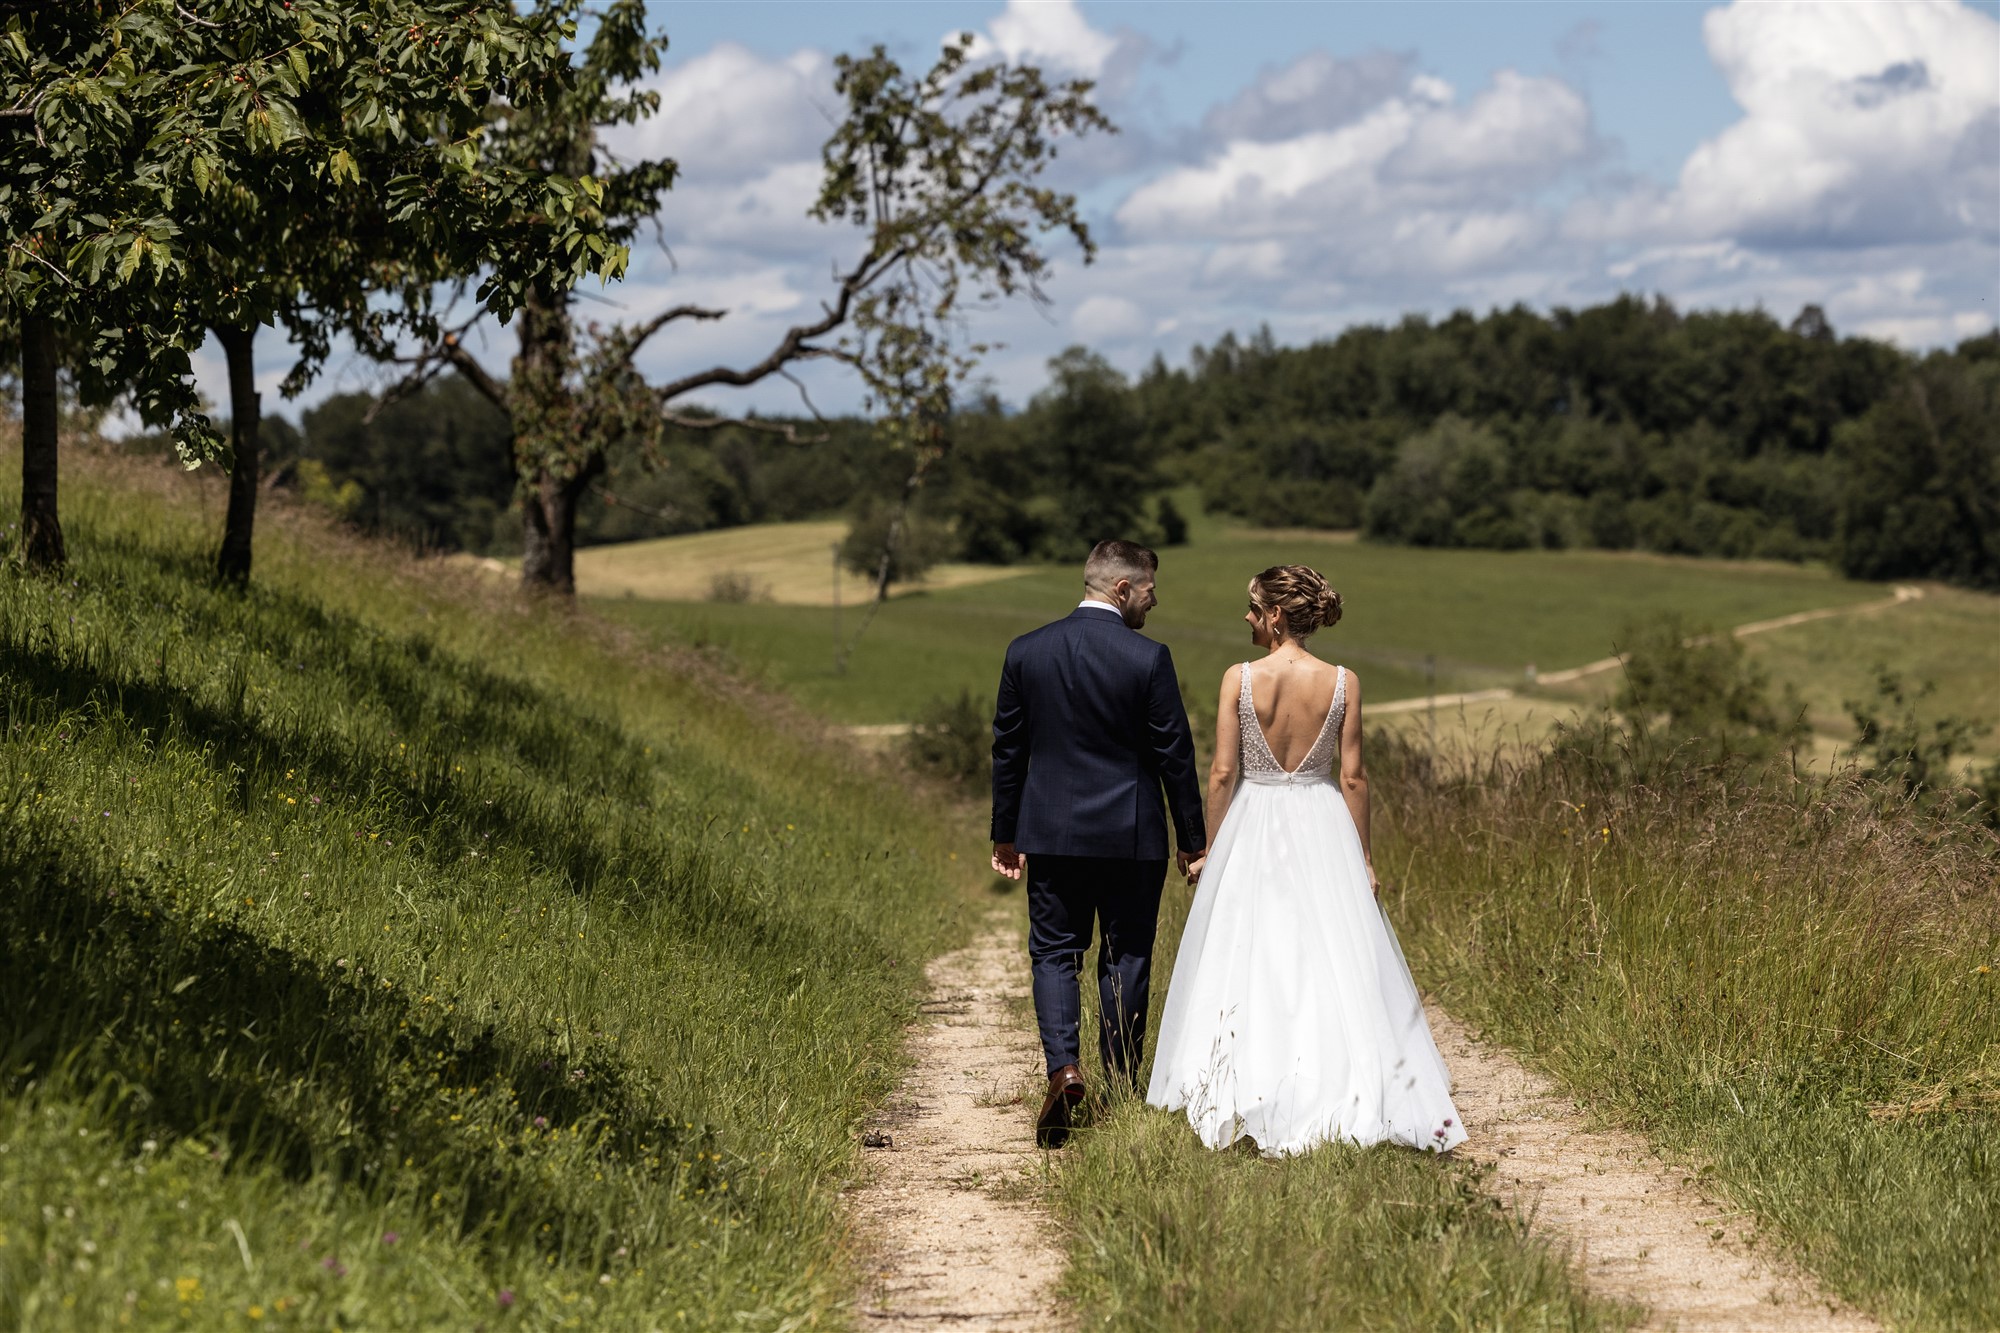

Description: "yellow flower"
175 1276 200 1304
1976 965 1993 976
247 1306 265 1320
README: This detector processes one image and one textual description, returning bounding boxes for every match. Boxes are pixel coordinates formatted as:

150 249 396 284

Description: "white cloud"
966 0 1119 77
1118 68 1592 259
1070 294 1148 341
1584 0 1999 247
1201 50 1413 144
605 43 832 185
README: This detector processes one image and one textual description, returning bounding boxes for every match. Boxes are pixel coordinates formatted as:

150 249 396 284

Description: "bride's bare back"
1244 656 1344 772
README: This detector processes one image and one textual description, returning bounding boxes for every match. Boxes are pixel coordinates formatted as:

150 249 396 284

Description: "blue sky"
216 0 2000 423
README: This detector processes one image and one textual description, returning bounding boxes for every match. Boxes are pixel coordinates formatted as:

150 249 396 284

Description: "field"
0 450 989 1330
468 519 1035 606
587 519 1995 759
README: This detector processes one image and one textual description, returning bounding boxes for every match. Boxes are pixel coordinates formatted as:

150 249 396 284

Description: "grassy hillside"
0 450 983 1330
595 525 1899 727
1383 744 2000 1329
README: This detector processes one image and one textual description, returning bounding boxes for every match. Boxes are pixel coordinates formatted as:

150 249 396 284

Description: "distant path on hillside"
1430 1006 1880 1332
849 919 1068 1331
1372 585 1924 716
845 586 1926 736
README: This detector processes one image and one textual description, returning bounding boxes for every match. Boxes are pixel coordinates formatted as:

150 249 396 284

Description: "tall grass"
1379 737 2000 1330
0 449 980 1330
1040 874 1633 1332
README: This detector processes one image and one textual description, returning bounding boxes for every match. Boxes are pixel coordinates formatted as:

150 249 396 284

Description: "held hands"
1179 850 1206 883
991 843 1024 880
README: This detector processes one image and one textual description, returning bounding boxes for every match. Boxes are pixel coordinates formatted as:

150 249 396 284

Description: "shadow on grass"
0 828 733 1256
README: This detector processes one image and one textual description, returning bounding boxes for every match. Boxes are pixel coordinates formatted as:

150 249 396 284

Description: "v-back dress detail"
1146 663 1466 1155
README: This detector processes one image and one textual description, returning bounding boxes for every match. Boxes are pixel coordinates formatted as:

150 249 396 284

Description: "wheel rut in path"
1429 1005 1882 1332
850 919 1067 1331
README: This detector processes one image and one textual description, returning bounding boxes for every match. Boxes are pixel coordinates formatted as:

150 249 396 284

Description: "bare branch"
652 243 905 403
660 409 830 445
608 303 726 376
368 323 506 423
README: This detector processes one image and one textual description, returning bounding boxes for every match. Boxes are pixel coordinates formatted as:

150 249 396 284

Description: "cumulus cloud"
1575 0 1999 248
1118 68 1593 264
604 43 832 184
1201 50 1414 144
965 0 1117 77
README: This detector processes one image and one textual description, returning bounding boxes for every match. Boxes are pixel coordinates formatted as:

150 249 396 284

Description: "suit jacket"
990 606 1207 861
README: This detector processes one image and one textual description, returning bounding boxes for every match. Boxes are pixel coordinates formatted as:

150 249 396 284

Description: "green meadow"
593 526 1899 727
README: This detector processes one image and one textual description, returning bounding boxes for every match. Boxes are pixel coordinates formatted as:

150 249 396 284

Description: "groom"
990 539 1206 1148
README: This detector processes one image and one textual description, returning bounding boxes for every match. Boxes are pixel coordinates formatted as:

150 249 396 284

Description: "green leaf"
328 148 358 187
287 46 310 86
192 155 211 195
116 236 146 283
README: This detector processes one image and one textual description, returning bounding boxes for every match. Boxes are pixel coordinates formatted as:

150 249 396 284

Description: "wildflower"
248 1305 265 1320
175 1276 200 1303
497 1289 517 1309
381 1231 399 1246
1977 965 1993 977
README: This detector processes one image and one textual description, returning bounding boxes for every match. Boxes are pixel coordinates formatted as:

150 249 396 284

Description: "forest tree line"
275 296 1997 589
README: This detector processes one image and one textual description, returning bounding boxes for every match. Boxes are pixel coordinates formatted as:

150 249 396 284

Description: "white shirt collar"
1078 597 1120 614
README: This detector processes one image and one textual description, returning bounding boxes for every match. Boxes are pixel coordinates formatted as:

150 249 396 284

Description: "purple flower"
497 1289 516 1309
533 1116 548 1129
1443 1119 1453 1128
381 1231 399 1246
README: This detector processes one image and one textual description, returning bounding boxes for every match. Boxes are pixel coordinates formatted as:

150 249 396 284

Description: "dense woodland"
280 297 1998 588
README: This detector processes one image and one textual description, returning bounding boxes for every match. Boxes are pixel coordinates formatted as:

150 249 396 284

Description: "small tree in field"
396 25 1112 596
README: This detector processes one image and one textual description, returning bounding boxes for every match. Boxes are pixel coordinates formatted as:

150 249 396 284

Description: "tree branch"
651 242 906 403
659 409 829 444
368 327 508 423
608 303 725 376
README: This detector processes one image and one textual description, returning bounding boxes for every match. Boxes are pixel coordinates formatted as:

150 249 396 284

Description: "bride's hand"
1184 855 1207 883
1367 862 1379 898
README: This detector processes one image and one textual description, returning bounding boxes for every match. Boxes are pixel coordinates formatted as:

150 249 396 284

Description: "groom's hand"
1177 849 1202 881
991 843 1024 880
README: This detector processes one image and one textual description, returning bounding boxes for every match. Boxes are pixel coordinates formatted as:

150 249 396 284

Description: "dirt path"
1372 585 1924 716
1428 1006 1881 1332
849 920 1067 1331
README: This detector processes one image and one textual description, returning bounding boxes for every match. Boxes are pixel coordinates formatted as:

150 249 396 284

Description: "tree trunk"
520 467 593 595
18 313 63 570
215 325 260 585
513 282 594 596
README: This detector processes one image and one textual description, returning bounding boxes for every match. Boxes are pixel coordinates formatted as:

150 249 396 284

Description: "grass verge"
1380 740 2000 1331
0 449 979 1331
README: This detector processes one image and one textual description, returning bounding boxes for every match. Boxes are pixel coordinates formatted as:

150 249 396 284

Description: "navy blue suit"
991 605 1206 1079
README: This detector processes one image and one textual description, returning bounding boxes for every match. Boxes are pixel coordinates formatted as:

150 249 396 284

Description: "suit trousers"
1025 854 1167 1081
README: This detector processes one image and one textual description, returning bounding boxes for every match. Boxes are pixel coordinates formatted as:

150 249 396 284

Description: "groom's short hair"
1084 539 1158 591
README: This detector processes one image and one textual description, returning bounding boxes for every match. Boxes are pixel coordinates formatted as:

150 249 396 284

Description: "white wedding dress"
1147 663 1467 1156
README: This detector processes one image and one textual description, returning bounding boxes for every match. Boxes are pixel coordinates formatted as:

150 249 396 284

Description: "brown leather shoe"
1036 1065 1086 1148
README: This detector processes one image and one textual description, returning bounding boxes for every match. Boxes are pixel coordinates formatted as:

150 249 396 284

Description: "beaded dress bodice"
1237 662 1345 784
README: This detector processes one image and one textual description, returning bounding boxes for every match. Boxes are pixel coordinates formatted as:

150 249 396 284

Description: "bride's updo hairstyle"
1249 564 1343 640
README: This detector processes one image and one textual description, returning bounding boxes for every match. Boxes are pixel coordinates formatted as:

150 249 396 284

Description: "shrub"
901 691 989 789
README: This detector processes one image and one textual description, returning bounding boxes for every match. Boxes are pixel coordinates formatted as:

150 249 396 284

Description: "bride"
1146 564 1466 1155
